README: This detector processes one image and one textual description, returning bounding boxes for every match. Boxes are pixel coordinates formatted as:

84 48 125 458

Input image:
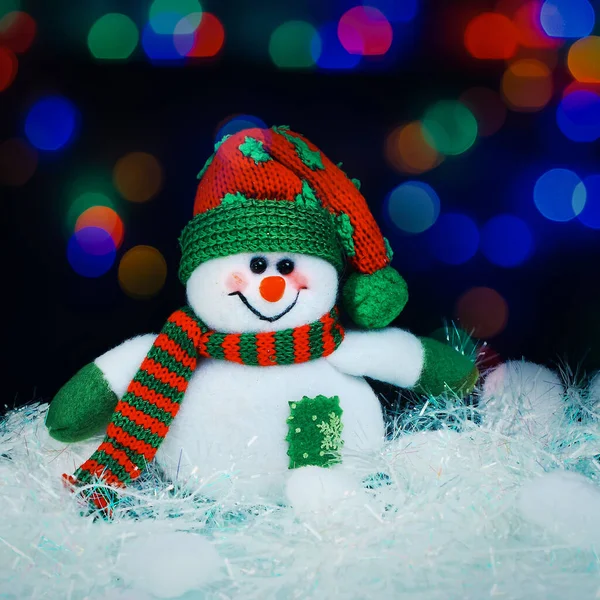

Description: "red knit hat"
179 125 408 328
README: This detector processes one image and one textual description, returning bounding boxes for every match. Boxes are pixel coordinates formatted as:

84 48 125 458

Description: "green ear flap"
342 266 409 329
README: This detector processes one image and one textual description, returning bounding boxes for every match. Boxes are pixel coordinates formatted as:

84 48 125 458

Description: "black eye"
276 259 294 275
250 256 268 274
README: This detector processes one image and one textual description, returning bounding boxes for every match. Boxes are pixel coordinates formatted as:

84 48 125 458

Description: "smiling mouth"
228 291 302 322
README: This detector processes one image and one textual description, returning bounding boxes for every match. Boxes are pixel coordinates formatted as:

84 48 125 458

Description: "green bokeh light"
88 14 139 60
67 192 114 232
149 0 202 33
0 0 19 19
422 101 478 156
269 21 320 69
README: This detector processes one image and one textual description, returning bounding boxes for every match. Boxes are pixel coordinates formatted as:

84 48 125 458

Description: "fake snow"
1 361 599 599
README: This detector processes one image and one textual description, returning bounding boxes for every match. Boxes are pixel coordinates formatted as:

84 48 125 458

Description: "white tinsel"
1 364 600 600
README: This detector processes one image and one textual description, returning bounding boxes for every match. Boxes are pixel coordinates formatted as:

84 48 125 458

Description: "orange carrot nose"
259 276 286 302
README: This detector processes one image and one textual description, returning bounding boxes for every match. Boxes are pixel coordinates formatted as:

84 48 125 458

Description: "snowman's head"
186 252 338 332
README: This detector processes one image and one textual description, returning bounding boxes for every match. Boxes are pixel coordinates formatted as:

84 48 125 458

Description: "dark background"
3 0 600 411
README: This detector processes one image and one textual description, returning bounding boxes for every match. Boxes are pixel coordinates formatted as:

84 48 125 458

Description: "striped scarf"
66 306 344 492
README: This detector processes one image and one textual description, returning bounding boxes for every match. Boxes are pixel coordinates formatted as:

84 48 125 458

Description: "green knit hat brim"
179 199 345 283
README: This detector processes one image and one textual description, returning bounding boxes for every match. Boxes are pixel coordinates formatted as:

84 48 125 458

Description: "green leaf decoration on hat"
197 134 233 180
335 212 356 257
239 136 272 164
273 125 325 170
220 191 249 206
384 237 394 261
351 178 361 190
295 180 321 209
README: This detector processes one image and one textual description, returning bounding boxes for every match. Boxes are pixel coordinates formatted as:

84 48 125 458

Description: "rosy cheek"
225 272 248 294
289 271 309 290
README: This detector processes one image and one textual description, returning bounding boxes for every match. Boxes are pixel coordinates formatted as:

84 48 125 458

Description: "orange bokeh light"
456 287 509 339
113 151 163 203
0 11 36 54
568 36 600 84
464 12 518 60
501 58 553 112
384 122 442 174
75 206 124 249
187 12 225 58
0 138 37 186
459 87 507 136
118 245 168 300
0 46 17 92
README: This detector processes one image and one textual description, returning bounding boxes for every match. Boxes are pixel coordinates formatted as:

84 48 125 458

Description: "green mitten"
413 337 479 398
45 363 118 442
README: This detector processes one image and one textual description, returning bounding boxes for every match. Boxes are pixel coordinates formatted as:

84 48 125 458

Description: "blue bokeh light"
534 168 586 222
540 0 595 38
142 21 191 60
362 0 418 23
25 96 77 151
385 181 440 234
215 114 267 143
556 90 600 142
428 213 480 265
67 227 116 278
312 22 360 70
577 175 600 229
481 215 533 267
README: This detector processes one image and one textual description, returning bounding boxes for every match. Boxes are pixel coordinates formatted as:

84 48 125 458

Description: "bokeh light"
385 181 441 234
534 168 586 221
362 0 418 23
481 215 533 267
75 206 124 249
459 87 507 137
214 114 267 143
0 45 17 91
149 0 202 34
540 0 595 38
0 11 36 53
313 21 360 70
0 0 19 18
384 122 442 174
118 245 168 299
67 192 114 231
269 21 320 69
0 138 36 186
67 227 116 278
142 20 191 60
422 100 478 156
501 58 553 112
568 36 600 84
464 13 518 60
113 152 163 203
577 175 600 229
455 287 509 338
25 96 78 151
338 6 393 56
88 14 138 60
556 89 600 142
513 1 563 49
428 213 480 265
178 12 224 58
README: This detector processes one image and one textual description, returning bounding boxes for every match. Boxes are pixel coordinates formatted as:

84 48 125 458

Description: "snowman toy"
46 126 478 511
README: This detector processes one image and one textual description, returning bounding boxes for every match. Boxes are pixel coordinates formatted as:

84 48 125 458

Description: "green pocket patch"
286 395 343 469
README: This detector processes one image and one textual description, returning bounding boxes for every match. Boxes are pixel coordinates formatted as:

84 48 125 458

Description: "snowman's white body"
77 252 425 507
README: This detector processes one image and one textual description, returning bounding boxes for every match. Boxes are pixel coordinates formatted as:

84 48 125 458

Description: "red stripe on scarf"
292 324 311 363
256 332 277 366
128 381 181 418
222 333 243 363
140 357 189 392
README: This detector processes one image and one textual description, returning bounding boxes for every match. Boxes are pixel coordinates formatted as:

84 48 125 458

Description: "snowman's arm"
45 334 157 443
326 329 478 396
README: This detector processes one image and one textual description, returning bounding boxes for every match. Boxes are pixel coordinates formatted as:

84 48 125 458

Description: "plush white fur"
186 252 338 333
326 328 424 388
95 334 157 397
479 361 566 438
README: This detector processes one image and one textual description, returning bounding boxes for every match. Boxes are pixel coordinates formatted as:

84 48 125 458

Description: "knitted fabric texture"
181 126 391 282
67 306 345 489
